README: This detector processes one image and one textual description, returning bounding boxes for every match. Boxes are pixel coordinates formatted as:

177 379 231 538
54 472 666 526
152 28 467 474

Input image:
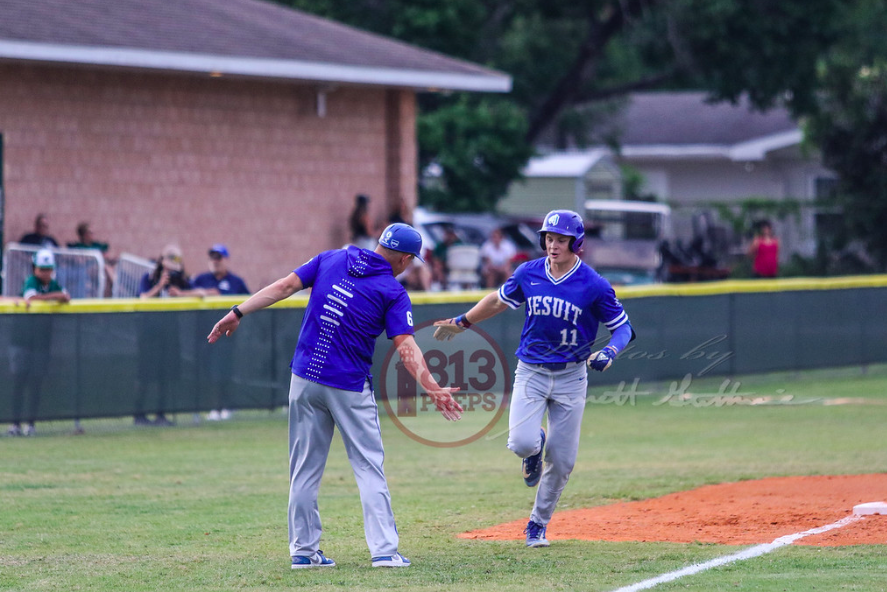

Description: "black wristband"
231 305 243 319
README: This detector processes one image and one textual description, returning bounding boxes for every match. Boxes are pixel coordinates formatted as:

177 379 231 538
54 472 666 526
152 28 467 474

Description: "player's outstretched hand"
427 386 463 421
207 312 240 344
432 318 466 341
587 345 618 372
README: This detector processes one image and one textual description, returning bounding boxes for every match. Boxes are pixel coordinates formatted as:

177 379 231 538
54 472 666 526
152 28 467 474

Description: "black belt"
535 361 576 371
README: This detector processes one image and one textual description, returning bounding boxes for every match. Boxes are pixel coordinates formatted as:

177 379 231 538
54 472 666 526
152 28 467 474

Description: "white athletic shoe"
206 410 222 421
219 409 233 420
371 552 411 568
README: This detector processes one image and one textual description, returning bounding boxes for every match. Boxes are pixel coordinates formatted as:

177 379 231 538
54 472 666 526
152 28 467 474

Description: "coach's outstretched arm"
393 335 463 421
393 334 464 421
207 272 304 343
431 291 508 341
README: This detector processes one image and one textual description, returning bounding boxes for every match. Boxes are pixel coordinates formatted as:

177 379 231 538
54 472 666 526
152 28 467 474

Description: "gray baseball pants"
287 374 399 558
507 360 588 525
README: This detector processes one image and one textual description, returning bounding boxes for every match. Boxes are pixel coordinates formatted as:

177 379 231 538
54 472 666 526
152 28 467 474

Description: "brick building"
0 0 509 289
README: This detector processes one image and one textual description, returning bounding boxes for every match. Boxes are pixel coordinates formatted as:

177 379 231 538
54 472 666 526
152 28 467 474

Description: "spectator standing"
133 244 192 426
748 220 779 278
189 244 250 421
207 223 462 569
7 250 70 437
480 228 518 288
19 213 59 248
348 194 376 250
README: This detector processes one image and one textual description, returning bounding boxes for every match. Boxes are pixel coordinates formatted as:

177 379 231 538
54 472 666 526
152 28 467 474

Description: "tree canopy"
281 0 876 231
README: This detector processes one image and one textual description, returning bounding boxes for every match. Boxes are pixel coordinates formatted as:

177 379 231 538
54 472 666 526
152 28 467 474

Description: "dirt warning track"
460 474 887 546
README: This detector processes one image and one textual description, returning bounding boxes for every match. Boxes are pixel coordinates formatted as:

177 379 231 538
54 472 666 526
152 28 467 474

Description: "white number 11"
560 328 578 346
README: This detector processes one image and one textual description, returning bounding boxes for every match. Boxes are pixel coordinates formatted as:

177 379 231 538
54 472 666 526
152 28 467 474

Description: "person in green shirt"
7 250 70 437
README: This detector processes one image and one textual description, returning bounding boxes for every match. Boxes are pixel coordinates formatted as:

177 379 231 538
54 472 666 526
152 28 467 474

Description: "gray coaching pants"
287 374 399 558
507 360 588 525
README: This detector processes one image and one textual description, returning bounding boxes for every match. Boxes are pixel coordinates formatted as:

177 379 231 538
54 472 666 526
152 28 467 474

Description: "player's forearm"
462 291 508 325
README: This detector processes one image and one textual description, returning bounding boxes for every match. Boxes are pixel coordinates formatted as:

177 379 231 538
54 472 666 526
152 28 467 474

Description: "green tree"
805 0 887 267
280 0 849 211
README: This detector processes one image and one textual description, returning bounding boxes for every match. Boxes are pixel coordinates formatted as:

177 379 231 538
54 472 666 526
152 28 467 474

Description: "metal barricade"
112 252 155 298
2 243 105 298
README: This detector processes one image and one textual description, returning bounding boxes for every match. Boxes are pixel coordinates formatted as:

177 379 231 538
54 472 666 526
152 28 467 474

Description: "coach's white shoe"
291 550 336 569
371 552 411 567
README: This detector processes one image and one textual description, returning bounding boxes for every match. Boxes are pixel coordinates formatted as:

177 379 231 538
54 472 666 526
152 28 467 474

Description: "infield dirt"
460 474 887 546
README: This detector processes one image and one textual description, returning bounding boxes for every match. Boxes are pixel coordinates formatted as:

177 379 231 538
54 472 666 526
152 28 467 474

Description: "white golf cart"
582 199 674 285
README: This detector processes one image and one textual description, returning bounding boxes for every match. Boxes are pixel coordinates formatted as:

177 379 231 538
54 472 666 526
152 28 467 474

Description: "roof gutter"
0 39 512 93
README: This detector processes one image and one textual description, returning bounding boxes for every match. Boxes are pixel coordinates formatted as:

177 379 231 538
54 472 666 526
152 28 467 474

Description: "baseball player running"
433 210 634 547
208 223 463 569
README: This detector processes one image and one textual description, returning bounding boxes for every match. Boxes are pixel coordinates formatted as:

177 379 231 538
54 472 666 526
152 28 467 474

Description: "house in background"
503 92 836 263
0 0 509 289
498 149 622 217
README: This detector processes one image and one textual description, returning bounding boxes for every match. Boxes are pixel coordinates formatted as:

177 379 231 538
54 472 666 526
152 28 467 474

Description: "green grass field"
2 366 886 592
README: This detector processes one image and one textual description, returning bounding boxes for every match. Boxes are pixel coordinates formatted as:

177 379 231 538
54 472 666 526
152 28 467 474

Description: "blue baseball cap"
209 244 229 258
378 223 424 262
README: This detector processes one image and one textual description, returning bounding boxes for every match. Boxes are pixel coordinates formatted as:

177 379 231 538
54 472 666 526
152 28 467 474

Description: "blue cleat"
521 428 546 487
291 550 336 569
524 520 550 547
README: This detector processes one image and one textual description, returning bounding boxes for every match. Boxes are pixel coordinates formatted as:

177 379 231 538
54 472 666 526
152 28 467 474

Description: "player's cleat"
134 415 152 426
206 410 222 421
7 424 22 437
524 520 550 547
23 423 35 437
291 550 336 569
521 428 546 487
371 552 411 568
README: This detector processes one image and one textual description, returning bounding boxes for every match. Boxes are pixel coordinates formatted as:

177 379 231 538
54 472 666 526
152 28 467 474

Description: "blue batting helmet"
378 223 424 262
538 210 585 253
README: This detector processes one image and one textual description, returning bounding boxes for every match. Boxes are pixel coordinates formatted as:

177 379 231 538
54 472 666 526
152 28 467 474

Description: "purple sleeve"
293 255 321 288
497 262 527 309
592 279 632 340
385 289 415 339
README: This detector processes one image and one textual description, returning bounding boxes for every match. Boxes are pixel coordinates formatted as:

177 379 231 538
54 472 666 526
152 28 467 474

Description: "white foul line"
610 514 865 592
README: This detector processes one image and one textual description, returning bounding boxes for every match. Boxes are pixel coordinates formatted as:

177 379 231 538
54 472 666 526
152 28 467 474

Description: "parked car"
412 207 544 262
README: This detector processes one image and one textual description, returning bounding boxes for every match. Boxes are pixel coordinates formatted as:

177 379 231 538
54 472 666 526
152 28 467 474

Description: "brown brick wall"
0 63 417 289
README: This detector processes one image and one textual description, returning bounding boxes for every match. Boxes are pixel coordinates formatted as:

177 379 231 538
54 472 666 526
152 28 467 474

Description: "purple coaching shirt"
290 246 414 392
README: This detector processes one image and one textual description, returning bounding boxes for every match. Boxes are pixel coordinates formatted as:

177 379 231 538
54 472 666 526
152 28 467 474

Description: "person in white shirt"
480 228 517 288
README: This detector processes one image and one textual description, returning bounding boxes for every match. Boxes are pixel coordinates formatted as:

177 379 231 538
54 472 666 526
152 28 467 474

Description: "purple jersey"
291 246 414 392
497 256 629 363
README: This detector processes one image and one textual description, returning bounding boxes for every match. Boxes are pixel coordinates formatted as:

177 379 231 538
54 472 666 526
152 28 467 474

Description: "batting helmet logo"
538 209 585 253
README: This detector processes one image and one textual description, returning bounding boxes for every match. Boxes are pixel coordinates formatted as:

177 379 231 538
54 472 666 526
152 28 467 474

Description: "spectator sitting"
178 244 250 297
430 226 462 289
7 249 70 437
68 221 116 297
19 213 60 248
480 228 517 289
